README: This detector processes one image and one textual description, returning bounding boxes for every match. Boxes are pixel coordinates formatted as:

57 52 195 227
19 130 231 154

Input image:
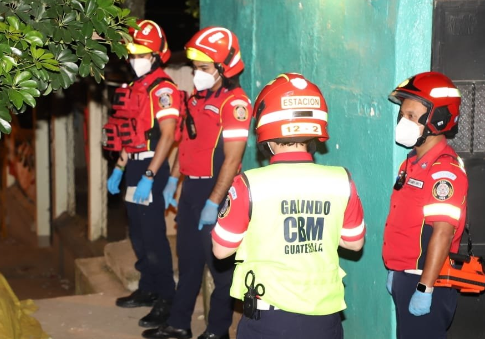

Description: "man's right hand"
163 176 178 209
107 168 123 194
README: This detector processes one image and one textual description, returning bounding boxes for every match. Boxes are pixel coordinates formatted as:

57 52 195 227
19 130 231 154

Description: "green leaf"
104 5 119 17
0 55 17 73
21 87 41 97
82 21 94 39
59 62 78 87
19 80 38 88
91 17 107 34
111 40 127 59
90 49 109 67
71 0 84 12
0 118 12 134
6 16 20 30
14 71 32 85
43 83 53 96
24 31 44 46
62 28 73 43
7 89 23 109
79 55 92 77
92 64 103 83
63 11 77 24
0 106 12 122
86 0 97 17
19 90 36 107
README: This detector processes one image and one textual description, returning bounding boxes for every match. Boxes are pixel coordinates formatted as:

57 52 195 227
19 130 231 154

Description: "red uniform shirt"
212 152 366 248
131 68 180 152
178 87 252 177
141 68 180 124
382 139 468 271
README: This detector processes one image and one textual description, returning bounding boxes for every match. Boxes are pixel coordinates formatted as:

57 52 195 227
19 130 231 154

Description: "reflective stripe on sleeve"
156 108 179 120
423 203 461 220
341 220 365 238
222 129 249 139
213 223 245 244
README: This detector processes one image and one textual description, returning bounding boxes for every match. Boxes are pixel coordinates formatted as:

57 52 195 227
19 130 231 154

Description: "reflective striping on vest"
156 108 179 120
223 129 249 138
341 220 365 238
257 109 327 127
213 223 245 244
423 203 461 220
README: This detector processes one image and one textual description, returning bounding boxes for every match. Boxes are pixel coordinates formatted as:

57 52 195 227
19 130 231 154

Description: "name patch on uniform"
432 180 454 201
233 105 248 121
229 186 237 200
205 105 219 114
281 96 320 109
407 178 424 189
159 93 173 108
218 195 231 219
431 171 457 181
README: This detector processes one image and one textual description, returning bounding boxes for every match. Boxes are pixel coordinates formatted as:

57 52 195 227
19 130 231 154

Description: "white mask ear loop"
267 142 275 155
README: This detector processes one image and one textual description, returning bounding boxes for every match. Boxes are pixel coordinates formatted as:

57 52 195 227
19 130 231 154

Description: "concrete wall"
200 0 432 338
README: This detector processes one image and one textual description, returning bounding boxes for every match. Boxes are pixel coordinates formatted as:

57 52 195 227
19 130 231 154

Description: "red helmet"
254 73 329 143
389 71 461 134
127 20 171 63
185 26 244 78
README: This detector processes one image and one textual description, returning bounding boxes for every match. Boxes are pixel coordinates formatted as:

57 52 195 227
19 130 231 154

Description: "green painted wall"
200 1 432 338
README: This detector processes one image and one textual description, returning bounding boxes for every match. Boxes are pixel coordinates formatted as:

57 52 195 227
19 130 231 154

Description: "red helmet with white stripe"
389 71 461 134
127 20 171 63
185 26 244 78
254 73 329 143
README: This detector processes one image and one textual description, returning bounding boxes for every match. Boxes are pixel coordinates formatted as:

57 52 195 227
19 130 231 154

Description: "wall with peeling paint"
200 1 432 338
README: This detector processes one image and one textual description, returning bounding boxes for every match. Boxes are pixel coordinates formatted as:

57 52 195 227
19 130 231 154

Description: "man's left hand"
198 199 219 230
409 290 432 316
133 176 154 203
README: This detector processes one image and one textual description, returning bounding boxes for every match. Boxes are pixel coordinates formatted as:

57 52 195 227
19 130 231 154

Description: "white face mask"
395 117 422 147
193 69 219 91
130 58 152 77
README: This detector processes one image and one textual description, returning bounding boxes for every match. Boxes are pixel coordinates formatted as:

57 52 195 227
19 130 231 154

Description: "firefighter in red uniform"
103 20 179 327
211 73 366 339
142 27 252 339
382 72 468 339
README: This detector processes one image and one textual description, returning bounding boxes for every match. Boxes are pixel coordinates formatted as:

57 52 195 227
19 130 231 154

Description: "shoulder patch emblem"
218 195 231 219
432 179 454 201
159 92 173 108
234 105 248 121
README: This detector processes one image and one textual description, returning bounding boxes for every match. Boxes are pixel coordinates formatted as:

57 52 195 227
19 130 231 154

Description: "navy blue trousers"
124 158 175 301
237 310 343 339
167 177 235 336
391 271 457 339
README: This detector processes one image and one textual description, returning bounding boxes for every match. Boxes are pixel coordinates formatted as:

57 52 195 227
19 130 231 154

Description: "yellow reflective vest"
230 162 351 315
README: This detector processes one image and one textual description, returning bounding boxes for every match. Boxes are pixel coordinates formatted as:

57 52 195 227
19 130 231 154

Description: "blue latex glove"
198 199 219 230
409 290 432 316
386 270 394 294
163 176 178 209
107 168 123 194
133 175 154 203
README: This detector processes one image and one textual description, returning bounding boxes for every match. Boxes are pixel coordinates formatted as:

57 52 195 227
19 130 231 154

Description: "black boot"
142 324 192 339
139 298 172 328
115 289 158 308
197 331 229 339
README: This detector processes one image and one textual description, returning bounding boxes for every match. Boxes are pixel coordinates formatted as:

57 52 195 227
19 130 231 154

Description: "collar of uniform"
270 152 313 164
205 86 224 99
409 138 448 166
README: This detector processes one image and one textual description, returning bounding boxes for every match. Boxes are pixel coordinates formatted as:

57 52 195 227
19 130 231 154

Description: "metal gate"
432 1 485 337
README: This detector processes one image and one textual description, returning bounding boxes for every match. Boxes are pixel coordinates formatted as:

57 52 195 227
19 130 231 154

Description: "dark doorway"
432 1 485 337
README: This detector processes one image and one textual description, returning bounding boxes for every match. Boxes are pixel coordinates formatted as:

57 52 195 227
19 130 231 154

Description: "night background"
145 1 200 58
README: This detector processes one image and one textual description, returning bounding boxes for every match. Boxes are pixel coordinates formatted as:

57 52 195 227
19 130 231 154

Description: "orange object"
435 253 485 293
